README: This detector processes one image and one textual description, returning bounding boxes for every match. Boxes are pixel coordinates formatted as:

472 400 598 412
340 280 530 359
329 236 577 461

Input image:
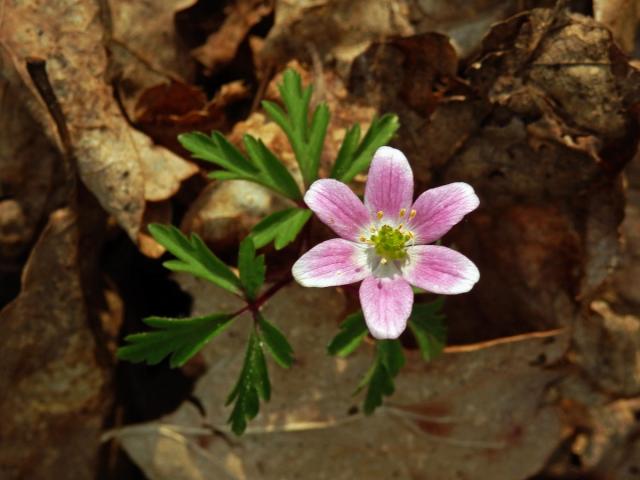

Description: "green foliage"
226 330 271 435
249 207 312 250
359 340 405 415
117 313 234 368
408 299 446 361
327 311 368 357
241 134 303 200
258 313 294 368
178 131 302 201
330 113 400 182
262 69 330 186
336 300 445 414
148 223 242 296
237 238 266 301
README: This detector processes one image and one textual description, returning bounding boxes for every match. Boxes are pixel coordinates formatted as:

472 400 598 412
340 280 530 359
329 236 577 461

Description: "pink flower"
292 146 480 339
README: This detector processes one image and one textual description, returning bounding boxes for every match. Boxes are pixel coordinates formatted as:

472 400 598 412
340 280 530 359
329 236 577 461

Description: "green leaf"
249 208 312 250
226 330 271 435
307 102 330 181
148 224 242 295
359 339 405 415
327 311 368 357
117 313 234 368
408 299 446 361
263 68 329 185
261 100 291 136
238 238 266 301
242 135 302 200
207 170 252 182
363 361 395 415
334 114 400 183
377 339 405 376
178 132 257 176
330 124 361 179
258 313 294 368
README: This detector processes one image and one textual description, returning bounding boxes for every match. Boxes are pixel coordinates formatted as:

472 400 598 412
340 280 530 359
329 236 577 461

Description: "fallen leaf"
0 208 112 479
0 0 198 243
191 0 273 74
112 277 569 480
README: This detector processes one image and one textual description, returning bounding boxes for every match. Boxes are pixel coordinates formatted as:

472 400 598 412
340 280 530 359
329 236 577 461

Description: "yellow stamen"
398 223 404 230
377 210 384 220
359 236 366 242
370 226 376 233
409 209 417 219
399 208 406 217
380 258 388 264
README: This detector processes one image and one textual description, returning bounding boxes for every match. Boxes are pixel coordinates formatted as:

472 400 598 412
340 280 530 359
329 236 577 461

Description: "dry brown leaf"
0 78 65 262
261 0 413 75
0 0 197 243
135 80 250 154
0 208 112 479
192 0 273 74
108 0 197 120
354 9 640 340
112 276 569 480
594 0 640 54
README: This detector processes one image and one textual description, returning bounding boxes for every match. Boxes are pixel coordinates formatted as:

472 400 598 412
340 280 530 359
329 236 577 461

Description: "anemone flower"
292 146 480 339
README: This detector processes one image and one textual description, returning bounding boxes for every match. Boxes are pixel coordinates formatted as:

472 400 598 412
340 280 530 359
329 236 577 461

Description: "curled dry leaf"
0 209 112 479
0 0 197 244
593 0 640 54
113 276 570 480
108 0 197 119
135 80 250 154
191 0 273 74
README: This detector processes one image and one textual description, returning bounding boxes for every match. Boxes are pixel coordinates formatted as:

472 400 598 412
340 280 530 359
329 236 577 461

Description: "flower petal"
408 182 479 244
292 239 370 287
304 179 370 240
364 146 413 222
402 245 479 294
359 275 413 339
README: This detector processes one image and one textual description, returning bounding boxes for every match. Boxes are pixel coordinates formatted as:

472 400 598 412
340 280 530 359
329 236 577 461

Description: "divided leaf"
242 134 302 200
226 330 271 435
179 130 302 201
262 69 330 186
331 113 400 182
249 207 312 250
148 224 242 295
408 299 446 361
117 313 234 368
327 311 368 357
178 131 257 176
258 313 294 368
238 237 266 301
359 339 406 415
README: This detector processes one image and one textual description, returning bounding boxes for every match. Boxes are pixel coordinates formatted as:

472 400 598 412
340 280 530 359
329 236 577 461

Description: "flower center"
370 224 412 261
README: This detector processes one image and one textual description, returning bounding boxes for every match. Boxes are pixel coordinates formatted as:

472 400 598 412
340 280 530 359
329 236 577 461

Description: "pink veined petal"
408 182 479 244
364 146 413 222
402 245 480 294
304 179 370 241
292 239 370 288
359 275 414 339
